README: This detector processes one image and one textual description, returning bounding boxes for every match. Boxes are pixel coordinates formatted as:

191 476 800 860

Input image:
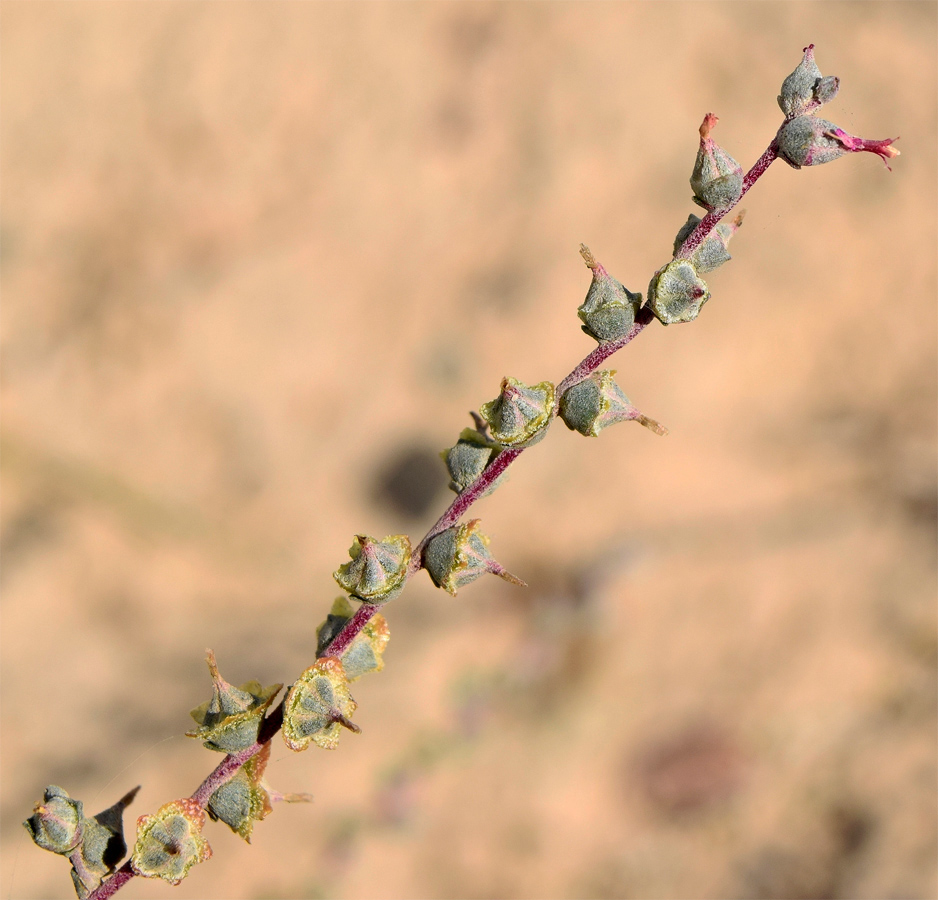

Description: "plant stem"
87 124 783 900
555 307 655 400
87 863 135 900
321 602 381 658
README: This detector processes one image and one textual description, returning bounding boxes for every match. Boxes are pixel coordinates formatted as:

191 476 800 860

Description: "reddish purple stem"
321 601 381 658
88 119 785 900
556 307 655 400
87 863 135 900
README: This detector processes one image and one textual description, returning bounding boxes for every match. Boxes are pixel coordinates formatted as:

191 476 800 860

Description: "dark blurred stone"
736 803 876 900
371 444 446 521
829 804 874 859
633 722 744 816
739 846 838 900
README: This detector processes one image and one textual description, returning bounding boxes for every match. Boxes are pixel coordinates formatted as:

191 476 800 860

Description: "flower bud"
778 116 900 169
23 786 83 855
131 799 212 886
207 743 272 842
479 377 554 448
187 651 282 753
316 596 390 681
424 519 525 596
647 259 710 325
577 245 643 342
333 534 411 604
777 44 840 117
282 657 360 751
672 212 744 274
441 428 505 496
690 114 743 211
559 371 667 437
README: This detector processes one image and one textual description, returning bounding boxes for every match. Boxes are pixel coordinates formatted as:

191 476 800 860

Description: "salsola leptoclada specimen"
23 45 898 900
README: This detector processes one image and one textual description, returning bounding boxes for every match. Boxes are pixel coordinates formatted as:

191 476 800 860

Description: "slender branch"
87 122 786 900
555 307 656 400
321 602 381 658
411 445 522 565
191 744 265 809
88 863 134 900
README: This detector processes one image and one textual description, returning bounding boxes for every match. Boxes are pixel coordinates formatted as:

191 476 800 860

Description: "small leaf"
441 428 505 496
130 799 212 886
577 246 643 343
479 377 554 448
424 519 525 596
282 658 360 752
559 371 666 437
647 259 710 325
23 786 83 855
207 744 272 842
316 596 390 681
187 650 282 753
333 535 411 604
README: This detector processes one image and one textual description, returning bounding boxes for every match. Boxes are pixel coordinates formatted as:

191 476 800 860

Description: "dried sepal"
672 212 745 274
207 743 273 843
559 371 667 437
690 114 743 211
333 534 411 604
778 116 899 170
647 259 710 325
130 799 212 886
264 785 314 806
441 428 505 496
778 44 840 117
424 519 525 596
23 786 83 855
577 245 643 343
479 377 554 448
187 650 282 753
315 596 390 680
282 657 360 752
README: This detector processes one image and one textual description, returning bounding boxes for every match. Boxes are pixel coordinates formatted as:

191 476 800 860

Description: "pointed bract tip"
117 786 142 809
636 415 669 436
492 563 526 588
699 113 719 140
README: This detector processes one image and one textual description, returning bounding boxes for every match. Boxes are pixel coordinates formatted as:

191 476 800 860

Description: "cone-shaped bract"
207 743 273 842
187 651 282 753
315 596 390 681
672 212 744 274
778 116 899 169
648 259 710 325
424 519 525 596
130 799 212 886
333 534 411 604
441 428 505 496
559 371 667 437
23 786 83 855
479 377 554 448
690 114 743 211
282 657 359 751
777 44 840 117
577 245 643 342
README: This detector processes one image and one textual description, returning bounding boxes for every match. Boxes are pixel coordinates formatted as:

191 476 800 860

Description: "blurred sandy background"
2 3 935 898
